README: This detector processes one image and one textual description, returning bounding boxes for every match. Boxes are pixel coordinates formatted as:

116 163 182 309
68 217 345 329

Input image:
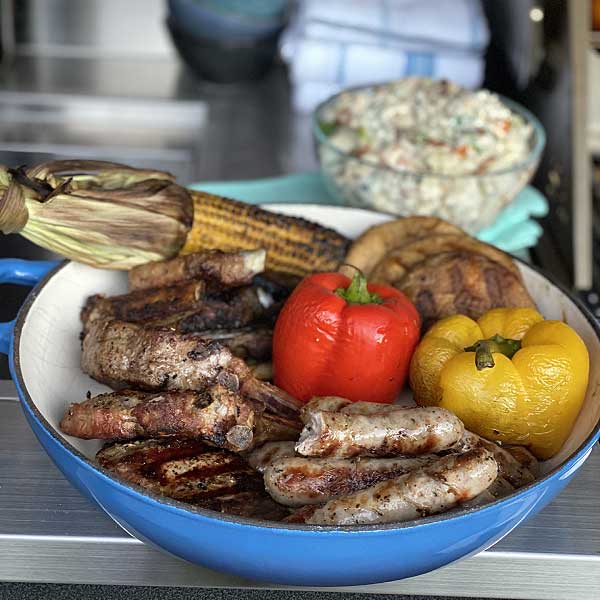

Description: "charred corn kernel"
181 191 349 277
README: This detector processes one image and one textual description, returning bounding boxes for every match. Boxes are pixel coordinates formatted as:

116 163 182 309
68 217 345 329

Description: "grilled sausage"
504 445 540 478
287 448 498 526
452 431 535 488
295 405 464 458
300 397 405 422
246 441 297 473
263 455 439 507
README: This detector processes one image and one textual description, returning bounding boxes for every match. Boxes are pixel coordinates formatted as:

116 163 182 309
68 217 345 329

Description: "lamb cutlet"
83 282 278 332
60 385 301 452
198 327 273 361
128 248 266 292
81 280 205 325
80 313 301 419
96 438 290 521
172 285 276 332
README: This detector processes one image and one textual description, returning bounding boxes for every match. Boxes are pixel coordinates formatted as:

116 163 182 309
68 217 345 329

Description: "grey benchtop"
0 379 598 600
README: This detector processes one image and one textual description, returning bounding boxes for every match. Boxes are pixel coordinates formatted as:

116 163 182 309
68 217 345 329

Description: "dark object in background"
166 16 283 83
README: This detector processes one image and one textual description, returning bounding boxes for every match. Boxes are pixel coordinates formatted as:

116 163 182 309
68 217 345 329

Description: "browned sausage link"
300 398 410 423
263 455 440 507
295 406 464 458
456 475 514 511
287 448 498 526
300 396 353 423
339 401 411 415
452 431 535 488
504 445 540 477
246 441 297 473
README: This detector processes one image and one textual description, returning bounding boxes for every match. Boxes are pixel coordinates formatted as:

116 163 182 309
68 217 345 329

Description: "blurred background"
0 0 598 376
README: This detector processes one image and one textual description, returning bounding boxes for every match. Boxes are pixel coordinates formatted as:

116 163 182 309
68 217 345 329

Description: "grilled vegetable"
182 191 349 277
273 269 421 404
0 160 193 269
410 308 590 459
1 161 349 276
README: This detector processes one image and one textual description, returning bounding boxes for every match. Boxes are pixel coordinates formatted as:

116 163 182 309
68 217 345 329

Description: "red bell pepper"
273 269 420 404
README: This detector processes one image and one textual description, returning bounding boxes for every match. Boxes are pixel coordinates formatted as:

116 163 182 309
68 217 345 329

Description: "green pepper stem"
335 267 382 305
464 334 522 370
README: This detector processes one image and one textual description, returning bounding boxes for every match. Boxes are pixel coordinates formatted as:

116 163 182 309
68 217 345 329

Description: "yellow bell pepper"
409 308 589 459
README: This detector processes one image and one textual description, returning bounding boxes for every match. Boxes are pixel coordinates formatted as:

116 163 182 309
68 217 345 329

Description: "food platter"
1 204 599 586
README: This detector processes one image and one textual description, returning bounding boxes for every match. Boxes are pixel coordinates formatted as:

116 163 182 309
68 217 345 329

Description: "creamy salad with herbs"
319 78 533 176
316 78 539 232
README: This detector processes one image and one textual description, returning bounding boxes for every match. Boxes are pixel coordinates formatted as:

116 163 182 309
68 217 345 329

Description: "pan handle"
0 259 60 355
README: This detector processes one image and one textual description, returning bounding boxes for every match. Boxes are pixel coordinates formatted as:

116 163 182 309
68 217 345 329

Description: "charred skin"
183 191 350 277
97 437 289 521
175 286 272 332
87 284 278 334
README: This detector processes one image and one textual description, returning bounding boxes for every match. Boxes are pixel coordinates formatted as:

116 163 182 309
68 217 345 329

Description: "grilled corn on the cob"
0 160 350 276
181 191 349 277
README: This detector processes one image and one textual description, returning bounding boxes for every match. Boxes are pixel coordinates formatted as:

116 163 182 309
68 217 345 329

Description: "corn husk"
0 160 193 269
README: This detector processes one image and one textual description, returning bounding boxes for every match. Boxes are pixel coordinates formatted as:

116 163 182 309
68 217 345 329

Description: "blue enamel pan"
1 205 599 586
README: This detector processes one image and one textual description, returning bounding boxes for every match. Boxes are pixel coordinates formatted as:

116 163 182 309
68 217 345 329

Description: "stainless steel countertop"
0 378 598 599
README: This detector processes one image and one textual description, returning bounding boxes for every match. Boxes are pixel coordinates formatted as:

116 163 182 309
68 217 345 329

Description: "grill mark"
415 289 437 329
483 267 503 306
449 264 464 296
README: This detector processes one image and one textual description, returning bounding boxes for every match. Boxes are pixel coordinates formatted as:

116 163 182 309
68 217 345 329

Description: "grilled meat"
253 413 301 447
175 286 274 332
84 283 278 334
263 454 440 507
295 403 464 458
504 445 540 478
246 441 297 473
81 317 232 390
451 431 535 488
252 271 300 300
286 448 498 525
82 280 205 325
343 216 466 279
128 249 266 292
369 233 521 287
397 251 536 330
60 385 298 451
80 316 301 419
300 396 353 421
97 438 289 521
198 327 273 361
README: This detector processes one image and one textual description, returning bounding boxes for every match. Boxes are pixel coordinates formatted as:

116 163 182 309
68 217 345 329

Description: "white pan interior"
15 205 600 474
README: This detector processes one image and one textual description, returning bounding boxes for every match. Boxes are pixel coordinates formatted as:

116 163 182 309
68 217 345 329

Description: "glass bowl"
312 88 546 234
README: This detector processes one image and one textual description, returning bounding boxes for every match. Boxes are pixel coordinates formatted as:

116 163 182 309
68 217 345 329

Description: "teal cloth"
189 172 548 257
